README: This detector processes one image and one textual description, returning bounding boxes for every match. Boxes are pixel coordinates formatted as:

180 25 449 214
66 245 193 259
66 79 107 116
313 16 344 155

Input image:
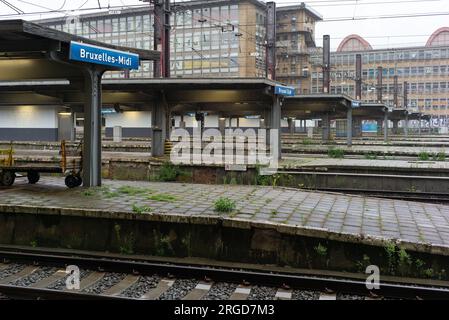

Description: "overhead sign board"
274 85 295 97
69 41 139 70
352 100 361 108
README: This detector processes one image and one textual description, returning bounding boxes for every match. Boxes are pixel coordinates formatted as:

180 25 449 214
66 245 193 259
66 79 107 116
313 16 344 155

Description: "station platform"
282 156 449 172
286 144 449 157
0 177 448 279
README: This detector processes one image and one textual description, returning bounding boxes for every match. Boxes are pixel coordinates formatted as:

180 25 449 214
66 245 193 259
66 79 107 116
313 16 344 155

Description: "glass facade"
41 2 268 79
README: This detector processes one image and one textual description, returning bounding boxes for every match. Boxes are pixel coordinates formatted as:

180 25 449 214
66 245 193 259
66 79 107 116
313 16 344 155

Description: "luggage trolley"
0 140 83 188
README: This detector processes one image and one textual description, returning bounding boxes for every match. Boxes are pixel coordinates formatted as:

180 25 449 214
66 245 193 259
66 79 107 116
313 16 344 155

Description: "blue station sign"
352 100 361 108
69 41 139 70
274 85 295 97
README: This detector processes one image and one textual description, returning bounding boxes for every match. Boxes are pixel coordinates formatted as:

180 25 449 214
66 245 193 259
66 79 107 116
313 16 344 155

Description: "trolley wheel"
27 171 40 184
65 175 80 189
1 171 15 186
75 175 83 187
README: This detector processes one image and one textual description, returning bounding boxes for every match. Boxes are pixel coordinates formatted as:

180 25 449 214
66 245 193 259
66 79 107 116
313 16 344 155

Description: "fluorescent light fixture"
0 79 70 86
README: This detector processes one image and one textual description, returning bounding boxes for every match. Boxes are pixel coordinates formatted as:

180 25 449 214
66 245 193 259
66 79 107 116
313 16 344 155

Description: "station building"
310 29 449 125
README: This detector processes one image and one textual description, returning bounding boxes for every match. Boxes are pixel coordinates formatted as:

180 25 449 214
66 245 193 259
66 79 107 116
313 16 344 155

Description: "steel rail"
0 248 449 300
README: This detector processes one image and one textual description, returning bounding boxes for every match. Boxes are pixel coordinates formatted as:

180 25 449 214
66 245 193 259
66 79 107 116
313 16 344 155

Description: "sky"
0 0 448 50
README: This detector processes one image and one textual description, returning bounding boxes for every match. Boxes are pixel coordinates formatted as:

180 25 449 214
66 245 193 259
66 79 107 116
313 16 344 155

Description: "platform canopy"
282 94 353 119
354 103 388 120
0 20 159 187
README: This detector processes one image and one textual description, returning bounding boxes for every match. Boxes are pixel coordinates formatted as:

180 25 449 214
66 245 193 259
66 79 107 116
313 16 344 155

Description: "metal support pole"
384 111 389 142
83 66 104 187
418 115 422 136
271 95 282 160
288 118 295 135
266 2 276 80
151 92 167 157
323 35 331 94
393 120 399 135
218 117 226 136
393 75 399 108
355 54 362 100
403 81 408 110
322 113 331 142
180 115 186 129
377 66 383 103
152 0 171 78
404 114 409 137
347 106 353 147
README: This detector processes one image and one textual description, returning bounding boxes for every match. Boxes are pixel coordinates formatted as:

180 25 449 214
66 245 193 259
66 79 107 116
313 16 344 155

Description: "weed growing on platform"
114 224 135 255
328 148 344 159
83 189 96 197
148 194 178 202
157 162 181 182
214 197 236 213
118 186 148 196
418 152 430 161
302 138 313 145
364 152 378 160
132 204 153 214
384 241 397 274
356 254 372 273
433 152 446 161
314 243 327 257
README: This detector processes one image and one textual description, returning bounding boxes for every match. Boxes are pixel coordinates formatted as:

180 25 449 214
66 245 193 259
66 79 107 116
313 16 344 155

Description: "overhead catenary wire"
0 0 24 14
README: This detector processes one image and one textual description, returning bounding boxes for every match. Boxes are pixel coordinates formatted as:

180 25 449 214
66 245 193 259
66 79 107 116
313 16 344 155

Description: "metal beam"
266 1 276 80
322 35 331 94
355 54 362 100
377 66 383 103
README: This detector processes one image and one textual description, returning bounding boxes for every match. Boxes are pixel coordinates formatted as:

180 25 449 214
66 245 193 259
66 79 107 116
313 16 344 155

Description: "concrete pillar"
179 115 186 129
404 115 409 137
288 118 295 135
377 119 383 136
393 120 399 135
151 94 167 157
347 108 353 147
58 112 75 141
113 126 122 143
271 95 282 159
352 118 362 138
384 112 389 142
322 113 331 142
83 67 104 187
418 116 422 136
307 127 314 138
218 117 226 136
260 118 265 129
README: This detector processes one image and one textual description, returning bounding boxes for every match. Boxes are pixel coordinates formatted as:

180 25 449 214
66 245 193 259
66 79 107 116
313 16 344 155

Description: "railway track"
303 187 449 204
0 248 448 300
